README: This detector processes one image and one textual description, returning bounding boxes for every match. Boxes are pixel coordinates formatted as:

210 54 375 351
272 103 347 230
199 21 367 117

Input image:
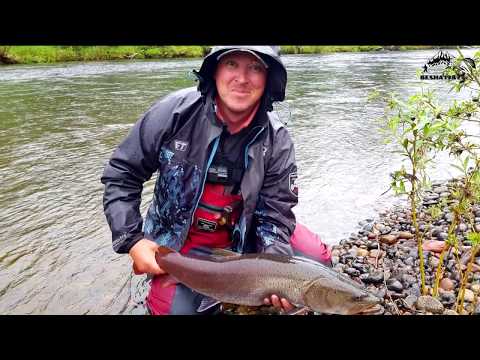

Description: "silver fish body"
155 247 380 315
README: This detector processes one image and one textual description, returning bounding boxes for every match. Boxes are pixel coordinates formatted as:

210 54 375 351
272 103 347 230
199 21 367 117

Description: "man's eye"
225 60 237 67
249 63 264 73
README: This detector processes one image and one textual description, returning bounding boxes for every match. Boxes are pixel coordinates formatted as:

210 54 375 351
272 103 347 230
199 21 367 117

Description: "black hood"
193 46 287 111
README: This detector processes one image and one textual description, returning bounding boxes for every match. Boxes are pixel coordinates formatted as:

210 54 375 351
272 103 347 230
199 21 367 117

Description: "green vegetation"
0 46 210 64
0 45 438 65
380 48 480 311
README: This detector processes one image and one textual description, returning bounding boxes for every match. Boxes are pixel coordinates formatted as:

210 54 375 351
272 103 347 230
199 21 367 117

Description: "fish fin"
189 246 242 259
284 306 310 315
210 248 242 258
197 296 222 313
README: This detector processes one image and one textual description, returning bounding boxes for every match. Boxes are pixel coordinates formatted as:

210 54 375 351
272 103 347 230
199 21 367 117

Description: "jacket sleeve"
100 98 175 254
254 127 298 256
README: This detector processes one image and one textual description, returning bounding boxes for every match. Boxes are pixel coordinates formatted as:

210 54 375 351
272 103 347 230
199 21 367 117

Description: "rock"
471 284 480 294
369 249 382 258
386 279 404 292
438 232 449 241
404 257 415 266
351 262 368 273
401 274 417 287
462 289 475 303
423 240 446 253
410 284 421 297
333 264 345 273
379 234 399 245
440 192 450 198
348 248 358 257
356 248 369 257
331 256 340 265
363 223 374 232
440 290 456 306
473 304 480 315
429 256 440 268
381 226 392 235
471 264 480 273
341 254 355 263
367 232 377 240
345 268 360 277
415 295 444 314
425 193 440 201
475 224 480 232
444 213 454 223
443 309 458 315
431 226 444 237
361 271 384 284
433 186 448 194
457 223 468 232
374 288 386 299
404 294 418 310
398 231 414 239
331 249 341 257
440 278 455 291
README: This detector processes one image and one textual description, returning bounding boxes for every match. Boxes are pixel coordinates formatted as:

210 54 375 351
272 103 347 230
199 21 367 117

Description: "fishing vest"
180 126 249 254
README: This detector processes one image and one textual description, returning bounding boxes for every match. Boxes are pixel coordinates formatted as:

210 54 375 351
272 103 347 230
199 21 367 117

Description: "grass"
0 45 439 65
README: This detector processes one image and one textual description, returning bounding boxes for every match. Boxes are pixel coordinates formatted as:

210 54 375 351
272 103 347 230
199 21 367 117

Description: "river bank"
0 45 438 65
222 177 480 315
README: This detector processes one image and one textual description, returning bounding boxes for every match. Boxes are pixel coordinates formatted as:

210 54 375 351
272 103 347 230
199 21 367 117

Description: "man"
101 46 331 315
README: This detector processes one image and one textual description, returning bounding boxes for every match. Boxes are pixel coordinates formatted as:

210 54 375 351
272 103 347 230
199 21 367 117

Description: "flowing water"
0 49 478 314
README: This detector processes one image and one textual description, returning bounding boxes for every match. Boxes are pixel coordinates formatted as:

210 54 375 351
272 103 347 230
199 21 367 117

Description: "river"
0 49 478 314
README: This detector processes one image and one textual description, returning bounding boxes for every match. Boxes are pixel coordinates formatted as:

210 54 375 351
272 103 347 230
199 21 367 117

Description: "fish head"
303 276 381 315
345 292 382 315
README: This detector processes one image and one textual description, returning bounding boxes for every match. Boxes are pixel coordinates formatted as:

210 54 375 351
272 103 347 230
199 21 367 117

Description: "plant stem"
411 130 427 295
456 244 478 313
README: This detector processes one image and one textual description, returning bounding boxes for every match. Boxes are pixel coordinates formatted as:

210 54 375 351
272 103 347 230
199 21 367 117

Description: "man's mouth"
231 89 250 95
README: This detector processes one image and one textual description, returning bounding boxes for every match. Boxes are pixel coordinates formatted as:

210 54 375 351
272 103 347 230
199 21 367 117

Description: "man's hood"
194 46 287 110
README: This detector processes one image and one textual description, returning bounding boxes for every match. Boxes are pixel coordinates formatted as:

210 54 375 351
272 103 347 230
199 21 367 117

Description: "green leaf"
466 232 480 246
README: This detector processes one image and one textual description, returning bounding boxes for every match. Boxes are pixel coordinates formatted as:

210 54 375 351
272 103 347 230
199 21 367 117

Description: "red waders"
146 183 332 315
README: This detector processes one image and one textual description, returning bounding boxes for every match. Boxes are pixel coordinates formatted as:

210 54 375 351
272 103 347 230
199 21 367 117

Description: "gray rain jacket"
101 46 298 255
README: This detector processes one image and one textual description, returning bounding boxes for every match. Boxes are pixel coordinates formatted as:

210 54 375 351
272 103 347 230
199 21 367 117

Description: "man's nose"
234 67 249 83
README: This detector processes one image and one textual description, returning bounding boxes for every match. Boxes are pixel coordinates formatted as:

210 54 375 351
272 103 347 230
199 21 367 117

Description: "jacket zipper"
244 126 266 169
236 125 266 250
190 136 221 226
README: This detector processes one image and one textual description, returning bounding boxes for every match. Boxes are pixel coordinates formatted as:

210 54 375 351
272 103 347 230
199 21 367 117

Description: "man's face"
214 51 267 116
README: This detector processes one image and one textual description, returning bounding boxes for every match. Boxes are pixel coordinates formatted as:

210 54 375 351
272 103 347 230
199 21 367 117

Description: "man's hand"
129 238 166 275
263 295 295 313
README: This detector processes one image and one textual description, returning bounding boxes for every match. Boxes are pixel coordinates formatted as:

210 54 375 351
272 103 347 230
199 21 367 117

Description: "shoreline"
0 45 441 65
330 177 480 315
223 176 480 315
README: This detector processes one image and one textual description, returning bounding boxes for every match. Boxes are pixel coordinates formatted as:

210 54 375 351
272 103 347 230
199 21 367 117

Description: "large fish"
151 246 381 315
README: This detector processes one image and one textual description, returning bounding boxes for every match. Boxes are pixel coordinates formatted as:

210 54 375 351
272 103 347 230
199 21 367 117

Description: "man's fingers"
264 298 271 305
281 298 294 312
271 295 282 308
133 261 165 275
